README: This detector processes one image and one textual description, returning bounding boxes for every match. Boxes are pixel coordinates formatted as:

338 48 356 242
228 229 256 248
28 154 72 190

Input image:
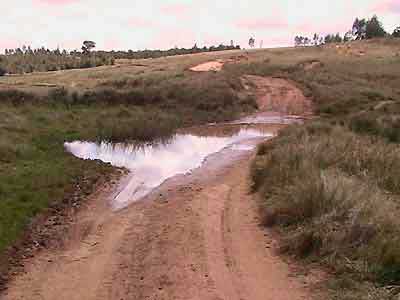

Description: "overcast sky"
2 0 399 52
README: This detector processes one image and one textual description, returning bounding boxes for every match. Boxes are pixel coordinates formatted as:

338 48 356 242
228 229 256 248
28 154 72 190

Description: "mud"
1 75 320 300
65 127 274 209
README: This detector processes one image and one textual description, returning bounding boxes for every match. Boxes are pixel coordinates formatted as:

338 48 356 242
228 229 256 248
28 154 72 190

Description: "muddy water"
232 111 304 125
65 128 271 209
64 115 294 209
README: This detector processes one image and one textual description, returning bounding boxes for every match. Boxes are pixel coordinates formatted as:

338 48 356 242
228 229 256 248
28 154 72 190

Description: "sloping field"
1 38 400 299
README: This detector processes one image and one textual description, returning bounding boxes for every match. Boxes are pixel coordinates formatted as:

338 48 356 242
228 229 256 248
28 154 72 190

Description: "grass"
3 38 400 298
252 124 400 299
247 39 400 299
0 56 257 256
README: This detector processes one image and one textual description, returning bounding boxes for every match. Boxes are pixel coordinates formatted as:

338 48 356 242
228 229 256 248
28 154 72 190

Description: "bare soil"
242 75 313 116
189 60 225 72
0 76 319 300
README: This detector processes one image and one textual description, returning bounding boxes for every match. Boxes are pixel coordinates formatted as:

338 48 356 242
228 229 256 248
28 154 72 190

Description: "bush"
0 90 37 105
95 110 179 142
48 87 69 103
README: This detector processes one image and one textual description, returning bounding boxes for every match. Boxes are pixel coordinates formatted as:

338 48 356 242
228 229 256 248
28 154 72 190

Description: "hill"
1 38 400 299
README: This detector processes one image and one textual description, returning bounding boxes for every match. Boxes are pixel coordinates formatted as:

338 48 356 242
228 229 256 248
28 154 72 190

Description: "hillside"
1 38 400 299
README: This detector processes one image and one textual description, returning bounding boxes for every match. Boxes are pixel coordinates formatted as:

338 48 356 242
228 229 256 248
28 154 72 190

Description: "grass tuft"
251 124 400 298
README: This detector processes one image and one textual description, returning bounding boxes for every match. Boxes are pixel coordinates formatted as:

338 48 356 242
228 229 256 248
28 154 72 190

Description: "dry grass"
247 39 400 299
0 49 244 93
2 39 400 298
252 124 400 299
252 123 400 296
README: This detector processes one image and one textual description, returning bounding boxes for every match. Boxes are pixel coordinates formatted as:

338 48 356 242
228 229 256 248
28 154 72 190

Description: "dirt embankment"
242 75 313 116
1 75 319 300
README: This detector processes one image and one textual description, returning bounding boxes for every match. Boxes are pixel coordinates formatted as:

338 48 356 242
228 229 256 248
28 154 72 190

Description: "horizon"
2 0 399 53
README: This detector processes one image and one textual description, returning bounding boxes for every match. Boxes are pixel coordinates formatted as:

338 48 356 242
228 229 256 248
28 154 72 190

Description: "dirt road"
1 75 316 300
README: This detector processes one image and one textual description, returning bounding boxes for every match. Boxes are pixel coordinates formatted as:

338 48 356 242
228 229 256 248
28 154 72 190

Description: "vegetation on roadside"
245 38 400 299
2 33 400 299
0 67 256 254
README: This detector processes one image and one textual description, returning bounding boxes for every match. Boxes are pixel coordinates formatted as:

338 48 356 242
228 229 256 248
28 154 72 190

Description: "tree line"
0 41 114 75
105 43 240 60
0 41 240 75
295 15 400 46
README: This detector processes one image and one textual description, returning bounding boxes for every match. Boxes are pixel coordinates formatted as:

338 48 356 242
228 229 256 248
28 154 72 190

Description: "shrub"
95 110 179 142
0 90 37 105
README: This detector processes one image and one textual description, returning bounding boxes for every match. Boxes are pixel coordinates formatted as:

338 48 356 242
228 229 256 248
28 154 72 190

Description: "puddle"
232 112 304 125
65 128 274 209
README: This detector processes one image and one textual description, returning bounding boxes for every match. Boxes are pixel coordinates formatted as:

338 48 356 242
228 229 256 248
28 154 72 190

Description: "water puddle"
232 112 304 125
65 127 274 209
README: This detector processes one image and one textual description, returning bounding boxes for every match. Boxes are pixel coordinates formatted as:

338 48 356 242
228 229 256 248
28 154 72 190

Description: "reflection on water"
232 112 304 125
65 128 273 209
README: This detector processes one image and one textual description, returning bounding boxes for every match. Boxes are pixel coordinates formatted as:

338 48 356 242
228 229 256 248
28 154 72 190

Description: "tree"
295 35 314 46
393 26 400 38
313 33 319 46
248 37 255 48
344 30 354 42
294 36 302 47
324 34 331 44
334 33 343 43
365 15 386 39
324 34 341 44
352 18 367 39
81 40 96 54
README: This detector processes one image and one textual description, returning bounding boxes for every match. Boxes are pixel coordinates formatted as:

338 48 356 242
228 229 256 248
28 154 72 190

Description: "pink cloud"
128 18 155 28
235 18 288 30
0 39 20 51
294 21 350 35
373 0 400 14
161 3 191 18
33 0 79 4
148 28 195 49
201 34 225 47
103 38 122 51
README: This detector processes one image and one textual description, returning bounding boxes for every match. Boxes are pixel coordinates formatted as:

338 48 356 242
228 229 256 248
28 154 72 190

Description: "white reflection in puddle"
232 113 304 125
65 128 272 209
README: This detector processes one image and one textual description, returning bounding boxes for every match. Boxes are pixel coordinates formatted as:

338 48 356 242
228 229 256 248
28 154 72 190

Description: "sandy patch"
190 60 225 72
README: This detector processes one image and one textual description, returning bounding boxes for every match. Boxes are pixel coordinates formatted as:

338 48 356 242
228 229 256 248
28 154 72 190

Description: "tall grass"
95 109 181 142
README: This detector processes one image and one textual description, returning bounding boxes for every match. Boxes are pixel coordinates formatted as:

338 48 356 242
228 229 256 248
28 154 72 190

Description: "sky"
1 0 399 52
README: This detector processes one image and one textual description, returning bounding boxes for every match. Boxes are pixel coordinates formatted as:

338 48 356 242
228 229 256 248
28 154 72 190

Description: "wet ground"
64 114 291 209
2 75 319 300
